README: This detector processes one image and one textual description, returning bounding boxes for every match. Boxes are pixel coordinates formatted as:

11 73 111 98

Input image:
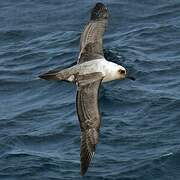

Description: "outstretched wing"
76 72 103 176
78 3 108 64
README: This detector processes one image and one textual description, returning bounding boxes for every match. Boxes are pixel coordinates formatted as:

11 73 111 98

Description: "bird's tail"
39 70 60 80
39 67 76 82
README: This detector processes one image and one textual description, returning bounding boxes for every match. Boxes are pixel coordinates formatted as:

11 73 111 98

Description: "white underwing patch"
67 75 75 82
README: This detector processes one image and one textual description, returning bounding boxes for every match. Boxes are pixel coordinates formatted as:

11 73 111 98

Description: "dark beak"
125 69 135 81
126 75 135 81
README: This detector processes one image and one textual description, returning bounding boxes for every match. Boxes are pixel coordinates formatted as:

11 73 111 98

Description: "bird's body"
43 58 126 83
39 2 134 176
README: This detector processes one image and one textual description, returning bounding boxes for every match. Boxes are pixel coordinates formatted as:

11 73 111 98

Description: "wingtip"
80 162 90 176
91 2 108 20
95 2 106 7
80 164 87 176
80 161 88 176
80 151 95 176
80 170 85 176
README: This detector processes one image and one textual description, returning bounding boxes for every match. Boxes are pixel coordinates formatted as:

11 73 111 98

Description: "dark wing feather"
76 72 103 176
78 3 108 64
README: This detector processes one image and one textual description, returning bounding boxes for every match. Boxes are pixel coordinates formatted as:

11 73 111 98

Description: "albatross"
39 2 135 176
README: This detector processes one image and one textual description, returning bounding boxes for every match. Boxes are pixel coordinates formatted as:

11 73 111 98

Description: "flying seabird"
39 2 135 176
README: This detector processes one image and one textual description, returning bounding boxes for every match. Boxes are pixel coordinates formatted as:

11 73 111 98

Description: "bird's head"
118 66 135 81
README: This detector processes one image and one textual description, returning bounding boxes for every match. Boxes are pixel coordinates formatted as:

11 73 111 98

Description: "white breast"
77 58 124 82
101 61 121 82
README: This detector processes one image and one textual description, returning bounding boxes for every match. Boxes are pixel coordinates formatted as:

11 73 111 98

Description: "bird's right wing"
78 3 108 64
76 72 103 176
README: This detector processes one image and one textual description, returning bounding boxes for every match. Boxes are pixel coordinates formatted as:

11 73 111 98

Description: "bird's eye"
119 69 126 74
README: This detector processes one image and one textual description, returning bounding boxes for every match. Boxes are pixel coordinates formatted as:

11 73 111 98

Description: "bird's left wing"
78 3 108 64
76 72 103 176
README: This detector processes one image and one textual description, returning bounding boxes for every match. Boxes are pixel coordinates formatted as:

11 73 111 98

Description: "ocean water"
1 0 180 179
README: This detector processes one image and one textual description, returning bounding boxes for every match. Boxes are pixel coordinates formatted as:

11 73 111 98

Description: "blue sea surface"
1 0 180 179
